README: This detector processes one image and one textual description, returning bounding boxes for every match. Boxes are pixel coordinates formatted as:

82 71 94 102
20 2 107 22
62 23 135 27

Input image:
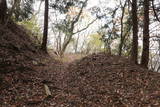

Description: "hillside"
0 22 160 106
65 53 160 106
0 21 42 73
0 22 64 106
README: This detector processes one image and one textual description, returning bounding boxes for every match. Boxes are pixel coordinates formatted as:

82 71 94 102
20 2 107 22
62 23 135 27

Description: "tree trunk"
74 34 80 53
119 0 127 56
0 0 7 24
60 33 73 57
141 0 150 68
41 0 49 53
131 0 138 64
59 0 88 57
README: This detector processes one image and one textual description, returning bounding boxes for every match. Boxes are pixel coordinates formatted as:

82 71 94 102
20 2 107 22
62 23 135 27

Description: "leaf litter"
1 22 160 107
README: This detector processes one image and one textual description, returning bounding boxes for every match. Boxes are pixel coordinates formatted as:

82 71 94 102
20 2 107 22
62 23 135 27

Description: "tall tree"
141 0 150 68
0 0 7 24
52 0 91 56
60 0 88 56
119 0 127 56
8 0 34 21
131 0 138 64
41 0 49 52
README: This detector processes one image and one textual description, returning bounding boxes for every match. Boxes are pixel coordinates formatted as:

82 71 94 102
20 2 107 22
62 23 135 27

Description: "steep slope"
0 21 42 73
0 21 64 106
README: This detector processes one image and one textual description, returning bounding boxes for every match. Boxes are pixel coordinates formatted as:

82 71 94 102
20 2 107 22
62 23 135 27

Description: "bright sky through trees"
33 0 115 51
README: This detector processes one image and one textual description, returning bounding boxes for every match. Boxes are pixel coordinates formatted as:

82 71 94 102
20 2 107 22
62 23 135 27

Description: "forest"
0 0 160 106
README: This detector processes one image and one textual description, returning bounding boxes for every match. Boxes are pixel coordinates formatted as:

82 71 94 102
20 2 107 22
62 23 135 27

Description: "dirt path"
0 56 75 107
1 53 160 106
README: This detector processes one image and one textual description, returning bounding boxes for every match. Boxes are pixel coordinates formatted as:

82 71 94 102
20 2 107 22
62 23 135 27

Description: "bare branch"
152 0 160 22
34 0 43 16
70 0 88 30
73 18 98 35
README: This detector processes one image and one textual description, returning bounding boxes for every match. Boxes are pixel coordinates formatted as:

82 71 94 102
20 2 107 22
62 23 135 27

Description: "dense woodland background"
0 0 160 69
0 0 160 106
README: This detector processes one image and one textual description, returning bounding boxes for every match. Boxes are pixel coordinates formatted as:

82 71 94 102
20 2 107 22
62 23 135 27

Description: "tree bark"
141 0 150 68
59 0 88 57
60 33 73 57
131 0 138 64
41 0 49 53
119 0 127 56
0 0 7 24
